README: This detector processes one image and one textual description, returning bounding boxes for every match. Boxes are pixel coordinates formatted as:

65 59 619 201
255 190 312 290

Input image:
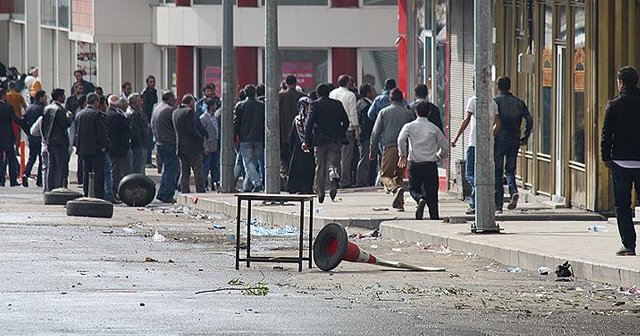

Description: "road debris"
212 224 226 230
538 267 551 275
144 257 158 263
506 266 521 273
196 272 269 296
555 261 573 278
250 220 298 237
121 227 136 235
152 230 166 242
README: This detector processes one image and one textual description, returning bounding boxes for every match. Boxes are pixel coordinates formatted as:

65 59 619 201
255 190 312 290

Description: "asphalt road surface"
0 186 638 335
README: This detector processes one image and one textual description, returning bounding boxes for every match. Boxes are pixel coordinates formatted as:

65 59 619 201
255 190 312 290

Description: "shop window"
167 48 177 93
197 48 222 96
58 0 70 28
540 4 552 155
361 50 398 93
261 0 327 5
262 50 328 92
11 0 25 21
571 6 585 164
363 0 396 5
41 0 57 26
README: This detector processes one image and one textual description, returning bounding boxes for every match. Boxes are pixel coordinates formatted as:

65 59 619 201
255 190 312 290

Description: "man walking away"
173 94 205 194
201 98 220 191
302 84 350 203
279 75 305 186
234 85 265 192
493 76 533 213
152 91 179 203
105 95 132 199
369 88 414 211
0 88 29 187
601 66 640 256
410 83 444 133
330 75 359 189
398 101 449 220
126 93 149 174
41 89 72 190
368 78 397 122
141 75 158 168
23 90 47 187
75 93 109 199
356 83 375 187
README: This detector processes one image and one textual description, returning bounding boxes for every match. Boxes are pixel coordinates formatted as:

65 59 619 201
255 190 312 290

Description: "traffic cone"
313 223 446 272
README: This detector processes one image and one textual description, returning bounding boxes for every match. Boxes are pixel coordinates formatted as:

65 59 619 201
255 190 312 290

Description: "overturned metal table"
234 193 315 272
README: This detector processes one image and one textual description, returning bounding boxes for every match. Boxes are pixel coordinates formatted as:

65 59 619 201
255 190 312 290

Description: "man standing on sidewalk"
234 85 265 192
356 83 375 187
330 75 359 189
369 88 414 211
41 89 73 190
152 91 179 203
141 75 158 169
279 75 305 186
173 94 205 194
493 76 533 213
75 93 109 199
126 93 149 174
303 84 349 203
105 95 132 199
22 90 47 187
601 66 640 256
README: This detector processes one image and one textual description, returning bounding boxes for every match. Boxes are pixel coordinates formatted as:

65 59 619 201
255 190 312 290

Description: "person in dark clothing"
195 83 220 137
151 91 178 203
75 93 109 199
173 94 205 194
234 85 266 192
278 75 305 183
22 90 47 187
356 83 376 187
601 66 640 256
126 93 149 174
493 77 533 213
105 95 132 197
0 88 29 187
141 75 158 168
409 83 444 133
256 83 266 102
302 83 350 203
286 96 315 194
66 83 86 185
71 70 95 95
41 89 72 190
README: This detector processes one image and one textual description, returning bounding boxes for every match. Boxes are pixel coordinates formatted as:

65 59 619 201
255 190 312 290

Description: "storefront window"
361 50 397 93
261 0 327 5
58 0 70 28
11 0 25 21
41 0 57 26
571 6 585 164
262 49 328 92
363 0 396 5
417 0 432 85
540 4 552 155
76 42 97 84
197 48 222 96
167 48 177 93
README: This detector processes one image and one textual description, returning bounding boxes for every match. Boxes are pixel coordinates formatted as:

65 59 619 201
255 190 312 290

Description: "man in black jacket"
126 93 149 174
0 88 29 187
302 83 350 203
356 83 375 187
173 94 205 193
41 88 72 190
75 93 109 199
601 66 640 256
141 75 158 168
105 95 131 197
234 85 265 192
22 90 47 187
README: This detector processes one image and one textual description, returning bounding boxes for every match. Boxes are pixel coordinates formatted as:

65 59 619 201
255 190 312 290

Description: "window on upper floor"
40 0 70 28
11 0 25 21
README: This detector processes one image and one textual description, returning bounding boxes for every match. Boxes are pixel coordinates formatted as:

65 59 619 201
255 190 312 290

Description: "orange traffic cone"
313 223 446 272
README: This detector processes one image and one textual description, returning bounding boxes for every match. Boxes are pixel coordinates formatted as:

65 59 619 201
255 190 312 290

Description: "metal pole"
472 0 500 233
220 0 236 193
88 172 95 198
264 0 280 194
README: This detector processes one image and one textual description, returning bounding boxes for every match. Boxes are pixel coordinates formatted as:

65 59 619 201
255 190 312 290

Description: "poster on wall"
281 62 314 90
204 66 221 96
76 41 97 83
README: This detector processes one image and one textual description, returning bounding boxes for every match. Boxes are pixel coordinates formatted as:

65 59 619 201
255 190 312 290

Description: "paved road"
0 186 638 335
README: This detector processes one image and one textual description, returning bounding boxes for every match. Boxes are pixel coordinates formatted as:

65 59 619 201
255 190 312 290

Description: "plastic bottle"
588 225 609 233
507 266 522 273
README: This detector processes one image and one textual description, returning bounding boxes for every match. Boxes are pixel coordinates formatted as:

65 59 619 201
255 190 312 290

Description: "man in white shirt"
330 75 359 188
451 89 502 214
398 101 449 220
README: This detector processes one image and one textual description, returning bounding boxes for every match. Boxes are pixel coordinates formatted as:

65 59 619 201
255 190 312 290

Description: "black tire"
44 188 83 205
66 197 114 218
118 174 156 207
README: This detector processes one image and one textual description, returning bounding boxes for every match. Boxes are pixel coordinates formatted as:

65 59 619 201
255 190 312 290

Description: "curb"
379 220 640 287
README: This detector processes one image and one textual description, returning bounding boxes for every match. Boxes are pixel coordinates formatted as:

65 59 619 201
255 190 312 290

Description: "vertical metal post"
221 0 236 193
473 0 500 233
264 0 281 194
88 172 95 198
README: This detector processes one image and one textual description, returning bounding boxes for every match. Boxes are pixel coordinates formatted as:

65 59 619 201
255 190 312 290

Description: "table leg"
235 198 241 270
309 199 314 269
246 200 252 268
298 201 304 272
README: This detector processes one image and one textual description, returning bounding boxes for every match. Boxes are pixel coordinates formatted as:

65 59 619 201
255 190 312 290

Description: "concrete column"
397 0 408 94
7 23 23 72
24 0 39 70
121 43 136 90
111 43 122 95
176 46 194 99
40 29 54 92
97 43 114 94
56 31 72 91
331 48 357 84
141 43 162 91
236 47 258 90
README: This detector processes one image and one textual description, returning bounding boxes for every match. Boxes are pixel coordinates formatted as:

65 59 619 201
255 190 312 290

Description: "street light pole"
472 0 500 233
220 0 236 193
264 0 280 194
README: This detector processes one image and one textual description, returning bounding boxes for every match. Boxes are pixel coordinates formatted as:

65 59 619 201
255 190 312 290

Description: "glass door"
554 46 566 202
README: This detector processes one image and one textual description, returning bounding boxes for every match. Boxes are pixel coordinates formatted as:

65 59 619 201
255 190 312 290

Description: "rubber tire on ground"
66 197 114 218
313 223 349 272
43 188 83 205
118 174 156 207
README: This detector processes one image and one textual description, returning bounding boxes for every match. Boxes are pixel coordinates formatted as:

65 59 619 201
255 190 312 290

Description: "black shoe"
415 199 426 220
329 180 338 201
145 163 157 169
252 185 264 193
9 180 20 187
465 207 475 215
318 191 325 204
616 247 636 256
36 181 43 187
21 176 29 188
392 188 405 209
507 193 519 210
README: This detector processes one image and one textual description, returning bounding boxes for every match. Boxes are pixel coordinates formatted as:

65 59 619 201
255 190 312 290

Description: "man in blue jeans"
601 66 640 256
151 91 179 203
234 85 265 192
493 77 533 213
